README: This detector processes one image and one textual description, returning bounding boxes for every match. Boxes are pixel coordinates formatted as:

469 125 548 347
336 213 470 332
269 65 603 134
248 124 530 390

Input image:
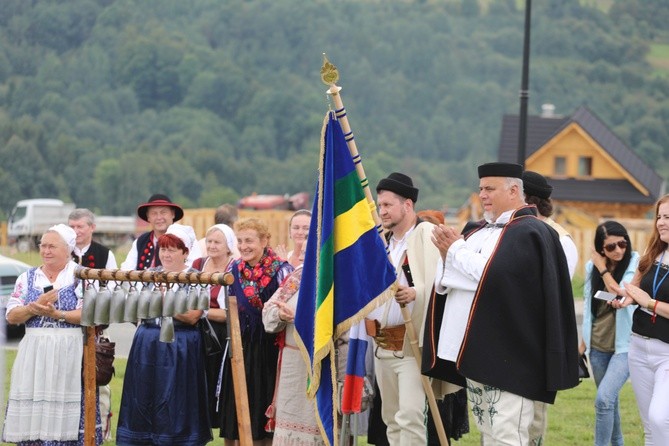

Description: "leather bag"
198 317 223 356
578 353 590 380
96 336 115 386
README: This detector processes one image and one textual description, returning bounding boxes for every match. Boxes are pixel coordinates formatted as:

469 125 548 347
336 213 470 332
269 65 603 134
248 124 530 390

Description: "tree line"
0 0 668 215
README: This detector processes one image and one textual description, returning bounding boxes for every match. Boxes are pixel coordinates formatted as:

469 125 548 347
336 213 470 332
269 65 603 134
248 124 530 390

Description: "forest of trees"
1 0 669 215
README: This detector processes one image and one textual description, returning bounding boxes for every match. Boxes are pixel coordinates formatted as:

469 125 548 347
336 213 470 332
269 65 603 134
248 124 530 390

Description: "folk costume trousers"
467 379 542 446
374 347 427 445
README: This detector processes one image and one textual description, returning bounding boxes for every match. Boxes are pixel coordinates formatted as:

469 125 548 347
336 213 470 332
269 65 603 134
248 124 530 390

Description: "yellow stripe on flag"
314 286 335 353
333 199 375 253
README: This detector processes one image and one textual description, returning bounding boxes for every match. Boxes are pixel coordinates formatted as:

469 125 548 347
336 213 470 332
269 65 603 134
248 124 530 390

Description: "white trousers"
467 379 538 446
629 334 669 445
374 348 427 445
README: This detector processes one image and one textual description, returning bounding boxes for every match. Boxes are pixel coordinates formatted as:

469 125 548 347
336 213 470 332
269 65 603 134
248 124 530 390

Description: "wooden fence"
181 208 295 251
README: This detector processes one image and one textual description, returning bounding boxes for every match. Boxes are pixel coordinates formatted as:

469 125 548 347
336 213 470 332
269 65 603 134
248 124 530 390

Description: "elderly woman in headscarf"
3 224 103 445
116 223 212 446
192 223 238 428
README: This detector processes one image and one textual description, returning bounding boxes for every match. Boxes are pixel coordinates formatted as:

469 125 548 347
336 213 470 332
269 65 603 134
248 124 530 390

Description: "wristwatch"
58 311 66 323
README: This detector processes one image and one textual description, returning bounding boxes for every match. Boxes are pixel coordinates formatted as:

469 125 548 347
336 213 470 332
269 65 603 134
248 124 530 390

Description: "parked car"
0 254 32 339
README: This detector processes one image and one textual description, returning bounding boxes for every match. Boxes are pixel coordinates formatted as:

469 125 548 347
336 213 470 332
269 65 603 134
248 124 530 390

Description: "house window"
554 157 566 175
578 156 593 176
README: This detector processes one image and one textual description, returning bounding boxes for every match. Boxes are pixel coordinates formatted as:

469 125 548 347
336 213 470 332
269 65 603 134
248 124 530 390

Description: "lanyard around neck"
652 252 669 299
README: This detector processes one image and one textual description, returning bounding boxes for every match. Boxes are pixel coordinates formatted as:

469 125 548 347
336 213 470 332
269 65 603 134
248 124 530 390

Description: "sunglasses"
603 240 628 253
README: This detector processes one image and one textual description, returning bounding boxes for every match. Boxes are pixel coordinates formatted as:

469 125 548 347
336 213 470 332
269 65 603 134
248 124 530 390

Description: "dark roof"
549 178 658 205
498 105 665 203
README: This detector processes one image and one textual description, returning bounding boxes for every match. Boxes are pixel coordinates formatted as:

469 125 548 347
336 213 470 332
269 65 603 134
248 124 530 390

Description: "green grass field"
1 348 647 445
649 43 669 77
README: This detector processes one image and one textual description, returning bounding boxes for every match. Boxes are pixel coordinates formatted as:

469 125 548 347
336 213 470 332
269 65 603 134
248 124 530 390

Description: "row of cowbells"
81 285 211 327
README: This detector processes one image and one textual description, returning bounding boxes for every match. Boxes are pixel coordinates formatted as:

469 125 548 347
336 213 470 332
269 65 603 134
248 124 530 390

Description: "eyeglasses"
604 240 628 253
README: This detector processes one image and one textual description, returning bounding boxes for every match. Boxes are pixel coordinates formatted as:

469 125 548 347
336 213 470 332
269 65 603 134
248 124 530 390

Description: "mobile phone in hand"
43 285 54 293
594 290 618 301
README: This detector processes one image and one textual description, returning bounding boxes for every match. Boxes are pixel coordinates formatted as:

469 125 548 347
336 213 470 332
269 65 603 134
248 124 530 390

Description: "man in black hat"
523 170 578 278
364 172 443 445
424 162 579 444
120 194 202 270
521 171 579 444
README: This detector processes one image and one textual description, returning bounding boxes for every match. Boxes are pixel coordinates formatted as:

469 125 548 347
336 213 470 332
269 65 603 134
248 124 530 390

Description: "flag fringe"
309 348 339 446
334 284 396 340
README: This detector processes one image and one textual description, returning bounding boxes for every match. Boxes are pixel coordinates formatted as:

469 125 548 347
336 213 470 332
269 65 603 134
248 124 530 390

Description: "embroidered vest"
136 232 160 270
72 241 110 268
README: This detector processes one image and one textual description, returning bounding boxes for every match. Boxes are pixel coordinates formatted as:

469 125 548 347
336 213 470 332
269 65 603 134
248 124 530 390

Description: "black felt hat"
522 170 553 200
376 172 419 202
478 162 523 179
136 194 184 222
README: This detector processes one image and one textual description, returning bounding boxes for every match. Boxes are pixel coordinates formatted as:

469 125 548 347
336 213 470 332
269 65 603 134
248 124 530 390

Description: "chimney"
541 103 556 118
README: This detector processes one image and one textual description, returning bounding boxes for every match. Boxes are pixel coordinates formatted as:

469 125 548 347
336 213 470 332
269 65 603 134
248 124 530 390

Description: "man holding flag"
364 172 441 445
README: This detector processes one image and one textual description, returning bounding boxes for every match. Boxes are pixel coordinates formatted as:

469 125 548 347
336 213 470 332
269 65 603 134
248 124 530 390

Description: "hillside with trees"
1 0 668 215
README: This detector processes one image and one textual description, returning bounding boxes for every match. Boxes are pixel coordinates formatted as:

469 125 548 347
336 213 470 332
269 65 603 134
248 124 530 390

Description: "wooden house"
497 105 665 221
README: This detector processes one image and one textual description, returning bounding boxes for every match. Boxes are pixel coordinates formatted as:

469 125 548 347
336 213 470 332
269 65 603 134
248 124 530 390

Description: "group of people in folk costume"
5 162 669 445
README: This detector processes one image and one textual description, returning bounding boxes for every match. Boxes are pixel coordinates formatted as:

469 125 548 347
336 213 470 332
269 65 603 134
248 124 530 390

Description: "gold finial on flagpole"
320 53 339 86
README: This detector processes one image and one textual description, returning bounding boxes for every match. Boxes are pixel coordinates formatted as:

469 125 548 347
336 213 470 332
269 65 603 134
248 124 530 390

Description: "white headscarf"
206 224 240 258
166 223 196 251
48 224 77 253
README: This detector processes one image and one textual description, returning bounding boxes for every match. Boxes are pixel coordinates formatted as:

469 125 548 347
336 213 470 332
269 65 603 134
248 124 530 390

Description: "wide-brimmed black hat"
376 172 419 202
478 162 523 179
136 194 184 222
522 170 553 200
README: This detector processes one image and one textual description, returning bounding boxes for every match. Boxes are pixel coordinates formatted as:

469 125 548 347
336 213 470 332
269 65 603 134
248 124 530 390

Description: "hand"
275 301 295 323
431 224 462 260
275 244 288 260
590 247 607 274
26 301 55 317
616 282 650 309
36 288 58 306
394 284 416 305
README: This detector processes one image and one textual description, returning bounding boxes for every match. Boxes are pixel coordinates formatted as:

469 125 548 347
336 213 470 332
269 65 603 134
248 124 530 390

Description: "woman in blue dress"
117 223 211 446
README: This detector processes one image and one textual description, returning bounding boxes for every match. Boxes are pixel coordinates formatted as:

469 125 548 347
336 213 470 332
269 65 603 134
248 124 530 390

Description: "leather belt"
365 318 405 351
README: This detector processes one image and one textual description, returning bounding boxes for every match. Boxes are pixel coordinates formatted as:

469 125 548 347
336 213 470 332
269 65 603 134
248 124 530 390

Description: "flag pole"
321 55 449 446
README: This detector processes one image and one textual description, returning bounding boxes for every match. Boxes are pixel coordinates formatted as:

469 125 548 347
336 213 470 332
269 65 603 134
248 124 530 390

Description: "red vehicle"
238 192 310 210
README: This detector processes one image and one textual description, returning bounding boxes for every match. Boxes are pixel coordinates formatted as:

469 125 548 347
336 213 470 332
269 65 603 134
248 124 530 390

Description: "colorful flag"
294 111 396 446
341 320 369 414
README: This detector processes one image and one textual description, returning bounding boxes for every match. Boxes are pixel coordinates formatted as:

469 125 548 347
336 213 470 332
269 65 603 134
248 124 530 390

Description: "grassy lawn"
649 43 669 77
1 348 646 445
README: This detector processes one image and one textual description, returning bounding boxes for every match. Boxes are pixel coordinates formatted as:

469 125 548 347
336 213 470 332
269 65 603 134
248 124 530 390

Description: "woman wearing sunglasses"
581 220 639 446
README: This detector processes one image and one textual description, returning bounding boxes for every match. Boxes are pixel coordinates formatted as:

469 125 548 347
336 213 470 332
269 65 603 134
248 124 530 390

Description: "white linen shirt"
73 244 118 270
434 210 514 361
367 226 415 327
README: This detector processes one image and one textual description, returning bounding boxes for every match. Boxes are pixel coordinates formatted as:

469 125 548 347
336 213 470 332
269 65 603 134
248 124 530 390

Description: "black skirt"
218 329 279 440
